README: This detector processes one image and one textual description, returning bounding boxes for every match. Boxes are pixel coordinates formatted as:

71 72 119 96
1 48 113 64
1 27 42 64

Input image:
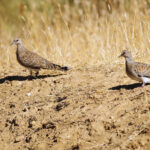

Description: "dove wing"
17 48 51 69
134 62 150 78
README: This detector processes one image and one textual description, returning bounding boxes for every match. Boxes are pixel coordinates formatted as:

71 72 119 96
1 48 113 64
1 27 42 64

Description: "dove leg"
27 69 33 80
29 69 33 76
142 82 145 87
35 71 39 77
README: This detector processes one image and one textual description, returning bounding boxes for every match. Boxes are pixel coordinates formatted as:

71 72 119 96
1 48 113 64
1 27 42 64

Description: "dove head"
119 50 132 59
10 38 23 46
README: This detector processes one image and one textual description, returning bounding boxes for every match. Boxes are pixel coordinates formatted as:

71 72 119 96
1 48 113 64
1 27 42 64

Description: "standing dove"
119 50 150 87
11 38 69 77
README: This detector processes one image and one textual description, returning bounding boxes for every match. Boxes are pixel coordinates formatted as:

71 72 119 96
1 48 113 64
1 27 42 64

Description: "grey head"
10 38 23 46
119 50 132 59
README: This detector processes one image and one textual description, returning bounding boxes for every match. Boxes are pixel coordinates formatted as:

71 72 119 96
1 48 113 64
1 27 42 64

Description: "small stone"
14 135 24 143
56 96 67 102
25 136 32 143
42 121 56 129
27 92 31 96
55 102 68 111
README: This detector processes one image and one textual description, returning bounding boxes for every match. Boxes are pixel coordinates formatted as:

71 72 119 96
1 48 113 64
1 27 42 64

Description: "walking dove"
11 38 69 77
119 50 150 87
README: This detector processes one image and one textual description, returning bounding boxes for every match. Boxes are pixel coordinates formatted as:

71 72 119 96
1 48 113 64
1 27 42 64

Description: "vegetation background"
0 0 150 70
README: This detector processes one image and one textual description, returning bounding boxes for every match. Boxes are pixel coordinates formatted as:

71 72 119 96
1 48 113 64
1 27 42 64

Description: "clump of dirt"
0 65 150 150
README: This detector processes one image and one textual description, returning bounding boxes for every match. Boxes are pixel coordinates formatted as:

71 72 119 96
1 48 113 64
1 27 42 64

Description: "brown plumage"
11 38 69 76
119 50 150 87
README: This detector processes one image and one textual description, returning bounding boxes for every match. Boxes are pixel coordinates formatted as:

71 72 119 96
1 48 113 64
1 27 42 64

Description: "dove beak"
119 53 123 58
10 41 15 46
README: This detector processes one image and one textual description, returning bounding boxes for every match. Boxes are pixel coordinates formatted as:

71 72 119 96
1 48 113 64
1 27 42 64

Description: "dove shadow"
109 83 142 90
0 74 63 84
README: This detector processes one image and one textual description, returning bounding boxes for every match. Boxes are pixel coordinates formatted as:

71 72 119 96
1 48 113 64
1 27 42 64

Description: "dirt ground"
0 65 150 150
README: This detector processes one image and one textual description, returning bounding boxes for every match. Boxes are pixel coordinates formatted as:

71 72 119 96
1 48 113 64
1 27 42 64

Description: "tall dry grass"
0 0 150 71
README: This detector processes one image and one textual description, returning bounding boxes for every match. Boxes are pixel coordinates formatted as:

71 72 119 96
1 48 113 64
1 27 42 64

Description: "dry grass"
0 0 150 71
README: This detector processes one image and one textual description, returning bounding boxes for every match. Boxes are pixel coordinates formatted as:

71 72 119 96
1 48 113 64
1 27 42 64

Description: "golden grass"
0 1 150 71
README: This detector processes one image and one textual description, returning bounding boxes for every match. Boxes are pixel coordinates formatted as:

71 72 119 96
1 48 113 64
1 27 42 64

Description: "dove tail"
60 66 69 71
47 63 69 71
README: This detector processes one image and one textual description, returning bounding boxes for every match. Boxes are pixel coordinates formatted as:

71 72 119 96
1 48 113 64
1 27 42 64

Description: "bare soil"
0 65 150 150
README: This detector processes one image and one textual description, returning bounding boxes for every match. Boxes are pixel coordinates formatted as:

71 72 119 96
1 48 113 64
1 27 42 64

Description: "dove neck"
125 57 134 63
17 43 24 51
